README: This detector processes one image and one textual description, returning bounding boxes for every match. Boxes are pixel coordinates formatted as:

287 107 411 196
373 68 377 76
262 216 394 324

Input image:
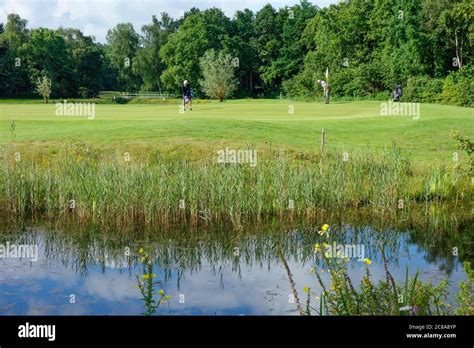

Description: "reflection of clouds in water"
84 273 139 301
0 257 77 287
0 225 466 315
164 259 319 315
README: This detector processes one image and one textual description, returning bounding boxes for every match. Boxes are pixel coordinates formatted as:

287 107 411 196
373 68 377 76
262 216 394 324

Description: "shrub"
113 96 129 104
282 73 316 99
455 262 474 315
441 65 474 107
404 76 443 103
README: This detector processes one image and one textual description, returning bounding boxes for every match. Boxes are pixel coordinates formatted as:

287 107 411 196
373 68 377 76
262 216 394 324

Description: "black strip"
0 316 472 346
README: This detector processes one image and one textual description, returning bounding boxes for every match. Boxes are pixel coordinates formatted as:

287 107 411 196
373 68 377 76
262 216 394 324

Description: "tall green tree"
24 28 74 97
254 4 280 92
438 2 473 70
0 14 31 96
134 13 177 92
226 9 258 95
58 28 109 97
106 23 141 91
160 8 231 95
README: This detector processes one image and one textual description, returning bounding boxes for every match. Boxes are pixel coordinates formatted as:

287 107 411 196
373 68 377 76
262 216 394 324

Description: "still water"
0 214 471 315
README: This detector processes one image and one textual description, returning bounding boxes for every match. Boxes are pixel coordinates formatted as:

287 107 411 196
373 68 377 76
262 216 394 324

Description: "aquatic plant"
1 145 469 227
134 248 170 315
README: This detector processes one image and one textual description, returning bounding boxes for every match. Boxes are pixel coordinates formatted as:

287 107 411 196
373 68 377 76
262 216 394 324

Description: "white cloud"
0 0 339 43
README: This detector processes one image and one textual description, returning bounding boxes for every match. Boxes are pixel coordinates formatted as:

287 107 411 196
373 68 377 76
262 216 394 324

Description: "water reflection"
0 208 471 315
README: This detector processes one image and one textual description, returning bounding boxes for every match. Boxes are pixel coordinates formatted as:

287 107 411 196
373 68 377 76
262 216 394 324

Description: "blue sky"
0 0 339 43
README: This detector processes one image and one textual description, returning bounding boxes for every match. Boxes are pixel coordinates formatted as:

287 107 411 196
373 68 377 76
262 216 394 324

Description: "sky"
0 0 339 43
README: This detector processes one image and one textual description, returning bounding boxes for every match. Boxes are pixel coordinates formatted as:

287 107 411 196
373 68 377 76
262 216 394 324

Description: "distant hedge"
441 65 473 107
403 65 473 107
404 76 444 104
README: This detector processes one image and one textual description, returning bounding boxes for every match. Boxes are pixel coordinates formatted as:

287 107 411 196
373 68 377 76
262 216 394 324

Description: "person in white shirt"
317 79 331 104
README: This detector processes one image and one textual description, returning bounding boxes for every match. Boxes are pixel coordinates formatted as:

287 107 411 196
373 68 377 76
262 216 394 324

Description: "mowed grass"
1 99 473 168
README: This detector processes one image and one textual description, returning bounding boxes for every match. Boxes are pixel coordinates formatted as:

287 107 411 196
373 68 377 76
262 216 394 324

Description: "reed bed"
0 145 470 227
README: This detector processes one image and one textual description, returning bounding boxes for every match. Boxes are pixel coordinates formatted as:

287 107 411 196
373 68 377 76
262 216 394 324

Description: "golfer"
317 79 331 104
182 80 192 111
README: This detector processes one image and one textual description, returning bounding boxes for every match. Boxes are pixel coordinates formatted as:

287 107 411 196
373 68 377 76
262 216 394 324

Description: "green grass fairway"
1 100 473 168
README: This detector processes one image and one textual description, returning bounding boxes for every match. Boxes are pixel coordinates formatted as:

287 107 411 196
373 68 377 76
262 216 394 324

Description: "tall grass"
0 145 470 227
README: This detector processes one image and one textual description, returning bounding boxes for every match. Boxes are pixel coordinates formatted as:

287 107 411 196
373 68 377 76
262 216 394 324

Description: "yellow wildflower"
318 229 329 237
141 274 150 279
363 258 372 265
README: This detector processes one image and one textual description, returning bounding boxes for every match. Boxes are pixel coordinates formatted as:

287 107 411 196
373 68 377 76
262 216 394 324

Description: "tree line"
0 0 472 105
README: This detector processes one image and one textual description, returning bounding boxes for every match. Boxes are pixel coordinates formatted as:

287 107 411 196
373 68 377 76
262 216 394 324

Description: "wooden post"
321 128 326 151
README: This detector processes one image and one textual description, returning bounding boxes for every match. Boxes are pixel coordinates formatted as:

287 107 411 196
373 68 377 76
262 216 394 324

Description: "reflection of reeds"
278 248 304 315
1 145 470 227
306 224 455 316
1 205 470 275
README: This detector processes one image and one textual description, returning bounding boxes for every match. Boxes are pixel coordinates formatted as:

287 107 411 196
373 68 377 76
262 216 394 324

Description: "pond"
0 209 471 315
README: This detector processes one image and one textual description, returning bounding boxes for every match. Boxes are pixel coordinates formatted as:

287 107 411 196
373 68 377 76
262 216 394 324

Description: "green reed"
0 145 470 226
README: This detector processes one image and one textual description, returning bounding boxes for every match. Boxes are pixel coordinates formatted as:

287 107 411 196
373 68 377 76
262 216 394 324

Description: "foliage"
106 23 141 92
199 49 238 101
404 76 443 103
134 248 170 315
35 75 52 103
455 262 474 315
305 224 456 315
441 64 474 107
451 129 474 176
1 143 471 227
0 1 470 103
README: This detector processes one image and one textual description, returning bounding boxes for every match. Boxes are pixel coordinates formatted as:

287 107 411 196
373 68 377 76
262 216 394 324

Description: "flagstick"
326 67 329 105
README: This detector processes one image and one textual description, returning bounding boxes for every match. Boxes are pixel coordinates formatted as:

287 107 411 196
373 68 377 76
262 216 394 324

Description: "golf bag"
392 85 402 102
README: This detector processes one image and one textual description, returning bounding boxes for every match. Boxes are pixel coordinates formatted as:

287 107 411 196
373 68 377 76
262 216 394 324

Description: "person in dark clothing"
182 80 192 111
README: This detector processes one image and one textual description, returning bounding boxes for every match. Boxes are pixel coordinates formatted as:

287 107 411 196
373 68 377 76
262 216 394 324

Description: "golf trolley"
392 85 403 102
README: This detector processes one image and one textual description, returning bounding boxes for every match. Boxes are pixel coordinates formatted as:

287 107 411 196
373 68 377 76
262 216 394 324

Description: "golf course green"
1 100 473 168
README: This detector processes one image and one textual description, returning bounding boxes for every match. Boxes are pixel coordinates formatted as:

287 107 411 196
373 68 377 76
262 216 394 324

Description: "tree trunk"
455 31 462 68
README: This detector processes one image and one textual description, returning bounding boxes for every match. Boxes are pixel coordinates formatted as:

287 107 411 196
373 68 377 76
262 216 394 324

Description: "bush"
441 65 474 107
455 262 474 315
282 73 316 99
113 96 129 104
404 76 444 103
